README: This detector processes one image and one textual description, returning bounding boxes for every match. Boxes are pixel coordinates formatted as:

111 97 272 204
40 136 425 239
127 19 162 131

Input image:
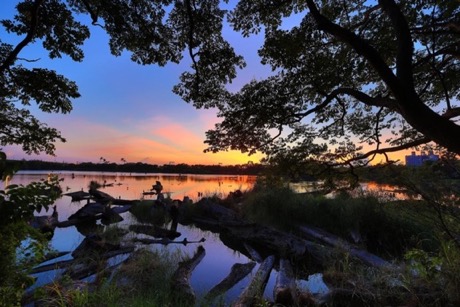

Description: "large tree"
191 0 460 167
1 0 459 167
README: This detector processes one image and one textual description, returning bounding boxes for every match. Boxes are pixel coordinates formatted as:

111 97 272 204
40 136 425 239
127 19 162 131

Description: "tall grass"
35 248 190 307
242 187 438 257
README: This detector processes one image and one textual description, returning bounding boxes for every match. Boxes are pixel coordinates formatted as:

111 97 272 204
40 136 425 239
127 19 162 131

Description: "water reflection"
10 171 262 304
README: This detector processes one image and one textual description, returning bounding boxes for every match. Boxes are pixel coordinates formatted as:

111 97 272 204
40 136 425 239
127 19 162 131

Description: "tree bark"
233 255 275 307
274 258 298 306
171 245 206 305
204 262 256 301
297 225 391 268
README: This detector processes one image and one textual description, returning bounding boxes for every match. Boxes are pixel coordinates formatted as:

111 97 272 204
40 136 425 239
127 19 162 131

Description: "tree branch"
343 137 430 165
379 0 415 88
304 0 402 97
0 0 45 74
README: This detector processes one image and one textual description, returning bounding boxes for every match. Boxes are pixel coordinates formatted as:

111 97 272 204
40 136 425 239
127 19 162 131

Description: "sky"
1 2 411 166
0 1 270 165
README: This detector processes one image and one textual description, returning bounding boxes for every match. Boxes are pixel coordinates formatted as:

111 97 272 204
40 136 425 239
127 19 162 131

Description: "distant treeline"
6 159 266 175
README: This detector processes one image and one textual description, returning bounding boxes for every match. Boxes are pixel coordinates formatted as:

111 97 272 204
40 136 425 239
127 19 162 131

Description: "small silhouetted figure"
151 181 163 194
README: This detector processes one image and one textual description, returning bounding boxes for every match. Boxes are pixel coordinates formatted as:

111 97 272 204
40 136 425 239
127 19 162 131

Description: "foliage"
0 175 62 306
3 1 459 167
242 186 437 257
198 1 460 162
34 248 189 307
404 239 460 304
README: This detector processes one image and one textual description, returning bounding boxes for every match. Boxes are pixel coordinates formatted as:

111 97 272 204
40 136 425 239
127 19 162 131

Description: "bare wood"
233 255 275 307
171 245 206 304
243 243 264 263
274 258 298 306
31 246 134 274
204 262 256 301
298 225 391 268
30 259 75 274
133 237 205 245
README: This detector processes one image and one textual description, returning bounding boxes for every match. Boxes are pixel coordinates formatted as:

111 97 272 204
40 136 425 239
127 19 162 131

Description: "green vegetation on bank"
242 186 442 258
33 248 190 307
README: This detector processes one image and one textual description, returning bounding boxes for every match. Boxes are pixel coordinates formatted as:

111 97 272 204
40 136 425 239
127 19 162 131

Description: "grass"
241 186 439 258
35 248 191 307
129 200 170 225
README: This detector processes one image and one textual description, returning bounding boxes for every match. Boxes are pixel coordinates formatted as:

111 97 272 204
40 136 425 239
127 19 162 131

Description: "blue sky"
1 1 268 165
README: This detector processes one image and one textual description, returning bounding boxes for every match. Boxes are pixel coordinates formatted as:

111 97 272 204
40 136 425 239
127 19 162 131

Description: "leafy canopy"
1 0 459 167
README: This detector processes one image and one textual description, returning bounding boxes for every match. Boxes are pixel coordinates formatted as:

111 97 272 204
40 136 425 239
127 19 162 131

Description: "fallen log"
298 225 391 268
31 246 135 274
72 234 120 258
226 224 332 264
204 262 256 301
133 237 205 245
42 251 71 262
54 215 100 228
171 245 206 305
129 224 181 239
274 258 298 306
233 255 275 307
64 190 91 201
31 259 74 274
243 242 264 263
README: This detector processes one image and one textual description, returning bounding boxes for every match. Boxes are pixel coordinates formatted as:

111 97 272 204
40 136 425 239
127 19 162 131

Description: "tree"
192 0 460 167
2 1 459 166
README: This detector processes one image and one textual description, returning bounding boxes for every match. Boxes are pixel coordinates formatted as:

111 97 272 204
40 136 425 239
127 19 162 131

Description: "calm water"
9 171 326 304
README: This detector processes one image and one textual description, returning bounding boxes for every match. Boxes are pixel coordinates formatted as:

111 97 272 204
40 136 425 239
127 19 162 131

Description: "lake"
8 171 329 304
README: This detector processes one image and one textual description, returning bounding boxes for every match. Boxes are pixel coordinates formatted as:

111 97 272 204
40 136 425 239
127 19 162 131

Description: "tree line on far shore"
6 159 266 176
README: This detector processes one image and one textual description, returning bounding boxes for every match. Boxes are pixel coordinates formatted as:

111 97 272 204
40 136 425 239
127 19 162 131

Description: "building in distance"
405 151 440 167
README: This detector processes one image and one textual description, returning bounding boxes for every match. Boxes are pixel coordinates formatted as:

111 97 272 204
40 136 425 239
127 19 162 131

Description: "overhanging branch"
0 0 44 74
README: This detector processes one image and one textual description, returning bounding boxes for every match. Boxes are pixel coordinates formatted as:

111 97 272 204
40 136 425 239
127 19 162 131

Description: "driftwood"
133 237 205 245
64 190 91 201
204 262 256 301
72 234 120 258
171 246 206 304
274 258 298 306
243 242 264 263
129 224 181 239
298 225 391 268
56 206 124 229
226 224 332 263
42 251 70 262
55 215 100 228
31 246 135 275
233 255 275 307
31 259 75 274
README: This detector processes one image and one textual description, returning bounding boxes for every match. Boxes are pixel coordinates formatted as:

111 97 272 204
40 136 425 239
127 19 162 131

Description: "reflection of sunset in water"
12 171 257 202
8 171 278 302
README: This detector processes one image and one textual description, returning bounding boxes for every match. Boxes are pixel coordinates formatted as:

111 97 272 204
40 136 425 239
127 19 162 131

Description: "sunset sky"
1 2 408 166
1 2 272 165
